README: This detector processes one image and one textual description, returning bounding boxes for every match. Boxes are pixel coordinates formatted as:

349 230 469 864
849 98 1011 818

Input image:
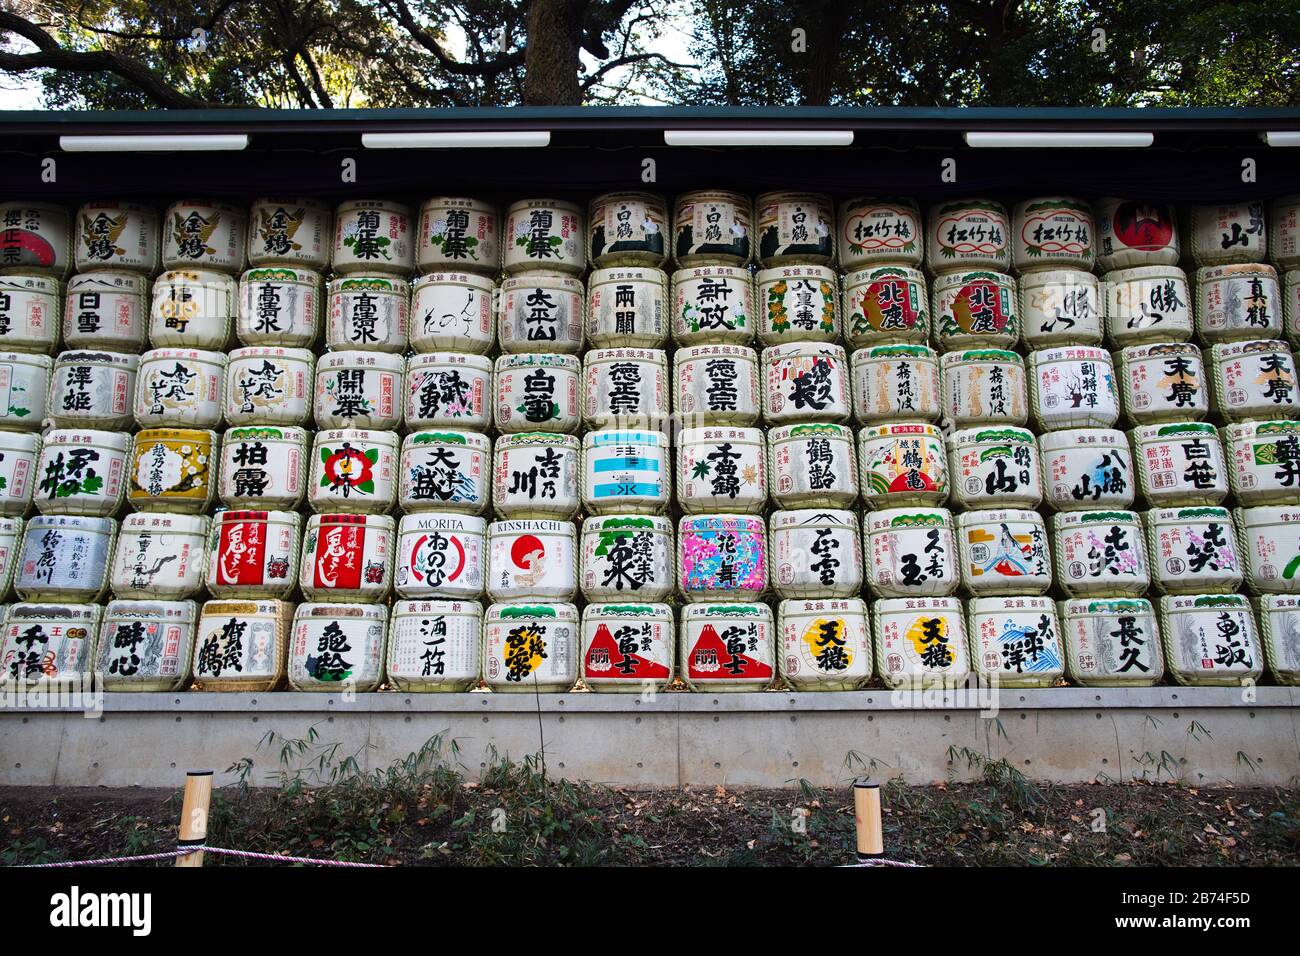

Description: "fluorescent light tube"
664 129 854 147
361 131 551 148
964 131 1153 148
1263 131 1300 147
59 134 249 152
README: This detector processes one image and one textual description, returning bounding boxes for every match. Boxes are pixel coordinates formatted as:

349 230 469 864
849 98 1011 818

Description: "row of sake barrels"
4 591 1297 693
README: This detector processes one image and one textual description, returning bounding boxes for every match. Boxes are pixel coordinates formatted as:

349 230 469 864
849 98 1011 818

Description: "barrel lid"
407 350 493 371
403 429 489 449
103 598 198 621
318 348 404 370
55 349 141 369
311 511 396 531
121 511 209 534
294 602 388 621
328 274 409 292
334 198 413 216
226 424 310 442
411 270 496 291
242 265 322 282
229 345 315 363
398 512 487 533
496 431 580 450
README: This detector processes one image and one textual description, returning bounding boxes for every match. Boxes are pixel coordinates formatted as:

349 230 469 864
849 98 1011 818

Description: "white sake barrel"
162 200 245 273
1236 506 1300 594
755 265 839 344
957 509 1052 596
671 265 754 346
0 351 50 429
0 516 20 599
15 514 115 602
0 274 60 352
247 197 331 270
1224 420 1300 506
205 510 300 599
405 351 492 432
33 429 130 516
63 271 148 351
128 427 217 514
581 429 670 516
503 199 585 275
767 422 857 509
483 602 579 692
308 428 398 514
673 190 752 268
1116 342 1208 423
679 602 774 691
842 266 929 348
0 201 72 276
332 199 413 275
581 602 674 691
388 599 482 692
1209 339 1300 421
313 350 404 430
110 512 208 600
491 432 580 520
1102 265 1192 346
769 508 862 599
778 597 872 691
135 347 226 428
857 422 948 508
409 271 495 354
1060 597 1164 686
580 514 674 603
864 507 958 599
941 348 1028 427
676 425 766 514
98 599 196 692
326 275 409 352
1051 510 1149 597
0 432 38 516
0 604 100 690
967 596 1064 687
1095 198 1180 271
487 519 577 602
1187 202 1266 268
1011 197 1095 273
583 347 669 429
394 512 487 601
1196 263 1282 343
1039 428 1134 511
399 429 489 515
1159 594 1262 686
192 599 293 691
946 426 1041 511
417 197 498 273
1256 594 1300 685
1132 422 1228 507
300 513 395 603
1144 506 1242 595
756 191 834 268
872 596 969 688
761 342 851 424
926 199 1010 273
678 513 767 602
1017 269 1102 348
494 352 581 434
673 344 760 426
50 349 137 430
586 266 669 348
1287 270 1300 350
838 197 923 271
218 425 308 511
236 266 322 347
223 346 313 426
289 602 386 691
1270 195 1300 271
149 269 235 349
933 270 1018 351
588 191 668 268
1027 346 1120 431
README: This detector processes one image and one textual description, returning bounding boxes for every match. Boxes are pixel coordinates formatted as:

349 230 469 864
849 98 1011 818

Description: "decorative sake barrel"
98 599 197 692
1094 198 1179 272
956 509 1052 596
586 267 669 348
581 429 669 516
409 271 495 354
946 426 1041 511
49 349 138 430
1144 506 1242 595
0 201 72 276
1011 197 1095 273
767 423 857 510
580 514 674 603
224 346 314 426
673 344 760 426
498 271 585 354
134 347 226 428
33 429 130 516
0 431 39 516
1051 510 1149 598
1159 594 1262 686
205 510 301 600
110 512 209 600
1256 594 1300 685
300 513 395 603
162 199 245 273
492 432 580 520
313 350 404 431
1060 597 1164 687
128 427 217 513
0 604 100 690
483 602 579 692
863 507 958 599
0 275 60 353
1186 201 1266 268
218 425 308 511
308 428 399 514
387 599 483 692
1102 265 1193 346
1131 422 1228 507
1038 428 1134 511
326 275 409 352
405 351 492 432
926 199 1010 273
967 596 1064 687
493 353 582 437
941 349 1028 427
503 199 585 275
678 514 767 602
1224 420 1300 506
581 602 674 691
838 197 923 271
0 516 18 599
1236 506 1300 595
417 197 499 274
0 351 50 429
677 426 767 514
678 603 774 692
756 265 838 345
857 422 948 509
394 512 487 601
288 602 386 691
15 514 115 602
246 197 331 270
778 597 872 691
332 199 413 276
1027 346 1120 432
932 271 1019 352
148 269 235 350
487 519 577 602
399 430 489 515
63 271 149 351
1270 195 1300 272
1116 342 1208 423
236 266 322 347
872 596 969 689
761 342 851 424
756 191 834 267
1287 270 1300 350
588 191 668 268
769 508 862 599
842 266 929 349
1017 270 1103 349
850 344 940 424
1196 264 1282 343
1209 339 1300 421
671 265 754 346
192 599 293 691
673 190 752 267
583 347 669 429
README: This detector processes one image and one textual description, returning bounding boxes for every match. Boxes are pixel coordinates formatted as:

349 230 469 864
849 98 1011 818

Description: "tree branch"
379 0 526 76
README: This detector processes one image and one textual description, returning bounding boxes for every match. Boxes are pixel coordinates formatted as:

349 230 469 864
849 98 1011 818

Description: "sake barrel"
586 267 669 348
98 599 197 691
673 190 752 267
946 426 1042 511
926 199 1011 273
409 271 495 354
1094 198 1180 271
933 270 1018 351
1159 594 1262 686
863 507 958 599
148 269 235 349
1187 202 1266 268
299 513 395 602
332 199 413 276
63 271 148 351
872 596 970 689
1144 506 1242 595
0 516 21 599
676 425 767 514
192 599 292 691
289 602 386 691
1209 339 1300 421
769 508 862 599
1060 597 1164 686
583 347 669 429
326 275 409 352
756 191 834 267
388 599 482 692
1039 428 1134 511
1011 197 1095 273
313 350 404 430
1027 346 1120 431
957 509 1052 596
678 514 767 602
483 602 579 692
405 351 492 432
33 429 130 516
1236 506 1300 594
0 201 71 276
0 351 50 429
1116 342 1208 424
756 265 839 344
588 191 668 268
128 427 218 514
1224 420 1300 506
1131 422 1228 507
1051 510 1149 597
838 197 923 271
162 200 245 273
842 266 930 348
761 342 851 425
308 428 399 514
673 344 760 426
503 199 585 275
15 514 115 602
767 422 858 509
1102 265 1193 346
247 197 331 270
417 197 499 274
134 347 226 428
967 596 1064 687
205 510 301 599
778 597 872 691
672 265 755 346
394 512 487 601
580 514 674 603
0 431 39 516
399 430 489 515
857 422 948 509
941 349 1028 427
1270 195 1300 271
581 602 674 691
491 432 580 520
494 352 581 434
236 266 322 347
0 275 59 352
678 602 774 692
0 604 100 690
110 512 209 600
1256 594 1300 685
49 349 138 430
1018 269 1103 348
582 429 670 516
486 519 577 602
224 346 313 427
218 425 309 511
1287 270 1300 350
1196 263 1282 343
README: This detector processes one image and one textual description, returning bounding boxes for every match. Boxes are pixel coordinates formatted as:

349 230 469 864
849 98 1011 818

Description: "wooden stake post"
176 770 213 867
853 779 884 862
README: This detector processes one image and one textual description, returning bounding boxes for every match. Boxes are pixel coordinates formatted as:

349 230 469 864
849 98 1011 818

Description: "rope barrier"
14 845 390 868
841 858 925 867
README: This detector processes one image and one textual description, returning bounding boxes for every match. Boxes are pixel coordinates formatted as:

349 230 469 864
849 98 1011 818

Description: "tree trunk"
801 0 847 105
524 0 584 105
